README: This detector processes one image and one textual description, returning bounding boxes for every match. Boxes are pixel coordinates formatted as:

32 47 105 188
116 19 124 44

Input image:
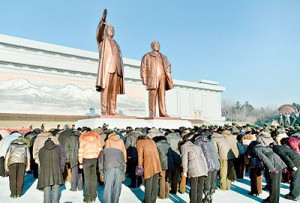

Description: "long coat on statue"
140 52 174 91
95 20 124 94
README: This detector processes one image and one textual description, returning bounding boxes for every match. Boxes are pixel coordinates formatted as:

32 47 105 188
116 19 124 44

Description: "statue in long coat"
96 9 124 115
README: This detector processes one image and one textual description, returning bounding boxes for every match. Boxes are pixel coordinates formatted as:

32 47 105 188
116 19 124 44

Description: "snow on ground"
0 173 296 203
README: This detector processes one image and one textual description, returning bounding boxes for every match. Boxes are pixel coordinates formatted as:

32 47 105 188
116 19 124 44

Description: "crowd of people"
0 123 300 203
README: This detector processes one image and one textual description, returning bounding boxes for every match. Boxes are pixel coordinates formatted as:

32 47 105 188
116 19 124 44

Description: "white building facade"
0 34 225 122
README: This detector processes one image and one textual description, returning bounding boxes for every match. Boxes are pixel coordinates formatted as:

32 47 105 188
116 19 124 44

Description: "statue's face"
151 42 160 52
107 26 115 37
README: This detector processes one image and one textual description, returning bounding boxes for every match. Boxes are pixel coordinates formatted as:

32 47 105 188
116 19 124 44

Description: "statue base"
76 116 191 129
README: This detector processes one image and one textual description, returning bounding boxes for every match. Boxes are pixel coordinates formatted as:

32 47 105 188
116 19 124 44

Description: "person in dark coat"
153 135 174 199
166 131 182 194
24 128 41 178
247 141 286 203
65 130 82 191
271 138 300 201
99 147 126 203
194 132 220 203
37 138 64 203
57 125 73 181
125 130 143 188
5 138 31 198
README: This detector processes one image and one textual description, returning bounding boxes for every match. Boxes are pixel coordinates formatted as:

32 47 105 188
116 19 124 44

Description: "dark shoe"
262 197 270 203
248 192 259 196
203 197 210 203
70 188 77 191
262 185 269 191
170 190 177 194
285 194 297 200
129 184 137 188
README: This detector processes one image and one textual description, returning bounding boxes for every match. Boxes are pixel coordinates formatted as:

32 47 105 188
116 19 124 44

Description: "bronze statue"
140 41 174 118
96 9 124 115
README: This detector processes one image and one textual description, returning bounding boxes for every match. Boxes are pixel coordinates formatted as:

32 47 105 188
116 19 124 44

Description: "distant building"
0 34 225 122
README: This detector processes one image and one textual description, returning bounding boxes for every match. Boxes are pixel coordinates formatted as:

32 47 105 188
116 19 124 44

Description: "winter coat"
4 138 30 171
221 130 239 158
242 133 256 152
288 137 300 155
78 132 102 164
257 131 275 147
0 129 9 139
24 131 39 147
98 148 126 180
37 140 64 189
273 145 300 169
57 128 72 147
104 133 127 162
211 133 235 160
65 131 80 168
194 135 220 171
99 133 107 148
253 145 286 173
154 137 174 171
166 132 183 166
32 132 59 164
137 138 162 179
140 51 174 91
181 141 208 178
125 131 142 149
146 128 162 139
0 132 21 157
275 133 288 145
125 131 142 163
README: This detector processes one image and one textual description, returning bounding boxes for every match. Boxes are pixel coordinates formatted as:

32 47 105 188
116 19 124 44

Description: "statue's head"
106 25 115 38
151 41 160 52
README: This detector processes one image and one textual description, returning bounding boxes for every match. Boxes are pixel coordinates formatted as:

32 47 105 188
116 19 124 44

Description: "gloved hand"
99 171 104 182
100 175 104 182
79 165 83 169
183 172 187 177
292 167 298 171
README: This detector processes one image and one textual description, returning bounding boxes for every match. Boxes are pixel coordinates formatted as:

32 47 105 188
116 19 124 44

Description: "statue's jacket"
96 21 124 94
140 52 174 91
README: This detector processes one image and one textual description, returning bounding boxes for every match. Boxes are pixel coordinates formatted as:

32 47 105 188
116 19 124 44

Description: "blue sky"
1 0 300 108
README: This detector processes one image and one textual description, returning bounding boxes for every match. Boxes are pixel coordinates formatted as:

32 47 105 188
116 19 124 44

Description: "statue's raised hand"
102 9 107 22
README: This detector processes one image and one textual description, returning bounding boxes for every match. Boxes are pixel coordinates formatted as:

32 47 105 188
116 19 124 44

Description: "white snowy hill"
0 79 145 116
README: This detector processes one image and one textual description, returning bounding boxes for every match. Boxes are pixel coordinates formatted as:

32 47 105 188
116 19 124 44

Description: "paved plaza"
0 173 295 203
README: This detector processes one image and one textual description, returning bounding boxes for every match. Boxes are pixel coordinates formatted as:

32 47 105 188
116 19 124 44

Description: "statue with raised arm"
140 41 174 118
95 9 124 115
285 112 291 127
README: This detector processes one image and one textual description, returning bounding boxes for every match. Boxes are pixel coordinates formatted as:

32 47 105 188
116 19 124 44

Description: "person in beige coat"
104 133 127 162
211 132 235 190
137 135 162 203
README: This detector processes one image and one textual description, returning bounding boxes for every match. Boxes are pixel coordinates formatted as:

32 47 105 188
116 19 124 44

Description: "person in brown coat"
137 135 162 203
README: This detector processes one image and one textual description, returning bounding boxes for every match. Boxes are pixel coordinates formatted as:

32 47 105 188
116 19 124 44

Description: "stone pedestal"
75 116 192 129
